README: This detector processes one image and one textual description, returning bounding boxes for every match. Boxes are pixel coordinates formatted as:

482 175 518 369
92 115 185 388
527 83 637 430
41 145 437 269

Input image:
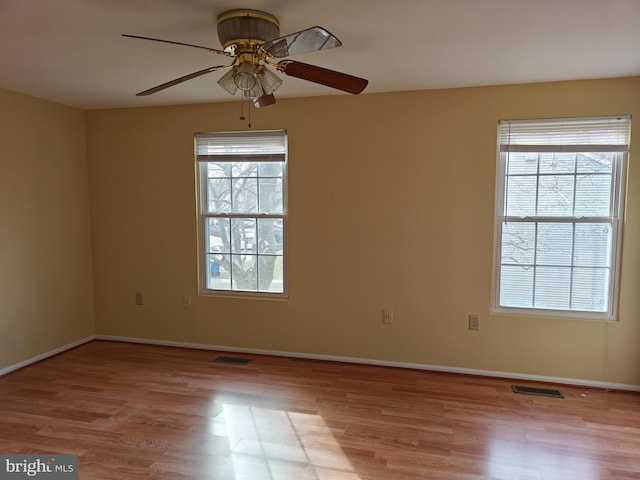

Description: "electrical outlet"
383 309 394 324
183 296 192 310
135 292 143 306
469 314 480 330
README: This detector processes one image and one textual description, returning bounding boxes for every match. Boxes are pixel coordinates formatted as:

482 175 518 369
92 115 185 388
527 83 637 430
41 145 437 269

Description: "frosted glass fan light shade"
217 68 238 95
244 79 263 99
233 62 257 91
257 67 283 95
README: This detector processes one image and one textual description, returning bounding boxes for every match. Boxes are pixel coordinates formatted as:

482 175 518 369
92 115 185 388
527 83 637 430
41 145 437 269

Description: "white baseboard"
95 334 640 392
0 335 96 377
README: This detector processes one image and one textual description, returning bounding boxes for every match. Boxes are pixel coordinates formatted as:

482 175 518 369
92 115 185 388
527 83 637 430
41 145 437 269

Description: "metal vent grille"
214 356 252 365
512 385 564 398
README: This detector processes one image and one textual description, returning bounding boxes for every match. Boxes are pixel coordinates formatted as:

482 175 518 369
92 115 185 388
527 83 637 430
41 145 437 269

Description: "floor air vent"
512 385 564 398
214 356 252 365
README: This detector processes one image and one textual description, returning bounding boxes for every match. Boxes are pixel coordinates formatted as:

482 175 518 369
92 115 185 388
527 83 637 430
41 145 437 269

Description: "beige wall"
0 88 95 369
85 76 640 385
1 78 636 384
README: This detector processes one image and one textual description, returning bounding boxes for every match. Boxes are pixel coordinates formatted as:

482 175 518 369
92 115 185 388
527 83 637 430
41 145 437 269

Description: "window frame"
491 116 630 320
195 129 288 299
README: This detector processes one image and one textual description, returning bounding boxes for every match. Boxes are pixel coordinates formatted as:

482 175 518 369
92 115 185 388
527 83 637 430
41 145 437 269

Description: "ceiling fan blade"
122 34 230 57
136 65 230 96
262 26 341 58
277 60 368 94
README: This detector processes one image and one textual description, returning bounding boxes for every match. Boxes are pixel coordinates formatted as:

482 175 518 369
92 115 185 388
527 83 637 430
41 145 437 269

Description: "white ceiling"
1 0 639 110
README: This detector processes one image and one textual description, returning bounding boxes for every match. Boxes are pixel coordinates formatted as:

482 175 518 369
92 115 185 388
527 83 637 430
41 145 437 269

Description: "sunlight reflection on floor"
207 402 361 480
487 438 597 480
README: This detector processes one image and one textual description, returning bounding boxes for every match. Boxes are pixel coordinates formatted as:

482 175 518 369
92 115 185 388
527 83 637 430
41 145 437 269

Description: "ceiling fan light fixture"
233 61 258 91
257 66 283 95
217 68 238 95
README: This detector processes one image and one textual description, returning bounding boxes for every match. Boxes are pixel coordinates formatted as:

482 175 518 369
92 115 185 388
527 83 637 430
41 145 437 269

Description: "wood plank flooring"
1 340 639 479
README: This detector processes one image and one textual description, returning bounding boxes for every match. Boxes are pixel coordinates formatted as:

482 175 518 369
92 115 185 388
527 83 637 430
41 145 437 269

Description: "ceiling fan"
123 9 368 107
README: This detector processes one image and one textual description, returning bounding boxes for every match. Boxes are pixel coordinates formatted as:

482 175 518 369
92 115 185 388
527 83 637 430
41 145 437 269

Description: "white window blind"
196 130 287 162
499 116 631 152
493 116 630 319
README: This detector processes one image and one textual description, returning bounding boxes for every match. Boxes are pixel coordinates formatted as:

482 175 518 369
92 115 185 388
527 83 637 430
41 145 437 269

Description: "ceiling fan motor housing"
217 9 280 49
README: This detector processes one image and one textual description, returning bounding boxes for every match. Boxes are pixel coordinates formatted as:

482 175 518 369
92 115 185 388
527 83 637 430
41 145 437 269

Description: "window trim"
195 130 288 299
491 115 630 320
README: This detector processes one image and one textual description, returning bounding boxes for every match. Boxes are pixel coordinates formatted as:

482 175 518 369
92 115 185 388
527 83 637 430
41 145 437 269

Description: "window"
492 116 630 319
196 130 287 296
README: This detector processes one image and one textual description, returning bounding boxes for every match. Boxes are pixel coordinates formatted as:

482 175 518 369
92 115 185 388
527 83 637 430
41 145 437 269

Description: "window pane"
206 218 230 254
506 152 537 175
207 162 231 178
257 218 283 254
259 162 284 177
232 178 257 214
537 175 574 216
571 267 609 312
207 254 231 290
258 177 283 214
574 223 611 267
501 222 535 265
575 174 611 217
505 176 537 216
232 162 257 177
500 265 533 307
536 223 572 266
577 152 612 174
539 152 575 174
231 218 255 253
534 266 571 309
207 178 231 213
258 255 283 293
231 254 257 291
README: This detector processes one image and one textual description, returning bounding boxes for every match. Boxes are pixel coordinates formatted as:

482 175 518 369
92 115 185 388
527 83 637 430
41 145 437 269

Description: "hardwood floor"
1 341 639 479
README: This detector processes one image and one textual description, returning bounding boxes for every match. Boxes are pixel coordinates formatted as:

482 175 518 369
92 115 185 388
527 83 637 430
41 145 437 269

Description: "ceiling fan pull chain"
239 95 246 121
